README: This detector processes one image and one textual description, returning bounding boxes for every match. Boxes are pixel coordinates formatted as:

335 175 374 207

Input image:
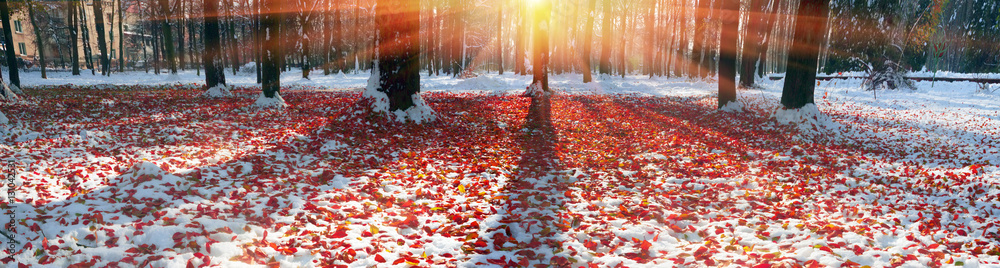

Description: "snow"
2 69 999 267
1 83 18 102
364 62 438 123
251 92 288 109
202 85 234 98
718 100 745 113
773 103 841 134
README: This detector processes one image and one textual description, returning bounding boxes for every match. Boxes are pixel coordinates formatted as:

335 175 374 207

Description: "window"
13 20 21 33
18 42 26 55
111 49 115 59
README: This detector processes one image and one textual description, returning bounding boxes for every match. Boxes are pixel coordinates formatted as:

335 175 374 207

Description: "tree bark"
0 0 18 88
227 4 240 75
780 0 829 109
176 0 186 70
69 1 80 75
118 0 124 72
204 0 226 88
301 10 312 79
530 0 551 91
158 0 177 74
514 0 525 75
79 3 95 75
718 0 739 108
95 0 111 76
375 0 421 111
582 0 597 82
261 0 281 98
598 0 613 76
496 0 503 75
690 0 709 78
674 0 687 77
28 4 46 79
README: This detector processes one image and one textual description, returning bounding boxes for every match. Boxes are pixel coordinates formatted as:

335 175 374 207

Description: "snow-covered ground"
2 69 999 267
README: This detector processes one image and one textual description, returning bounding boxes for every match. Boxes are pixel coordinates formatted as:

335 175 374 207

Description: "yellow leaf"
370 224 379 234
458 185 466 194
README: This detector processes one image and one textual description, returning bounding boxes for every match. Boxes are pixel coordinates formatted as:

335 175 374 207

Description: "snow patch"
1 83 19 102
773 104 841 134
319 140 349 153
718 101 745 113
453 76 509 90
251 93 288 109
117 161 186 200
364 61 437 124
202 85 234 98
524 82 550 97
0 111 8 125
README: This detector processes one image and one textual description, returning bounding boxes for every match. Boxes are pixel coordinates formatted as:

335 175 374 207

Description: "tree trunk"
530 0 551 91
757 0 776 78
261 0 281 98
690 0 709 78
497 0 503 75
674 0 686 77
204 0 226 88
645 0 655 76
375 0 421 111
176 0 186 70
739 0 761 88
582 0 597 82
227 4 240 75
323 0 333 75
153 23 160 74
95 0 111 76
0 0 18 88
780 0 829 109
69 1 80 75
301 11 312 79
514 0 525 75
718 0 739 108
450 0 463 77
79 3 95 75
598 0 613 76
118 0 124 72
158 0 177 74
28 4 46 79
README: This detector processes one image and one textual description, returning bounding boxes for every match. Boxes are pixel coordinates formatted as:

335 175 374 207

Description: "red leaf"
375 254 386 263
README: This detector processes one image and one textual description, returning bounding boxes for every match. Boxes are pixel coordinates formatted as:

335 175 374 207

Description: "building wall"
4 0 138 69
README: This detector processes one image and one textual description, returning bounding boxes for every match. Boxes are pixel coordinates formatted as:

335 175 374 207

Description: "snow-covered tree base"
363 63 437 124
718 100 745 113
9 84 23 95
251 93 288 110
362 84 436 124
523 82 549 97
773 104 842 135
202 85 234 98
1 83 19 102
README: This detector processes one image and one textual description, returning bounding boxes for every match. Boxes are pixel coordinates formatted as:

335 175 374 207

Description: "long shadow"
1 88 409 267
466 94 576 266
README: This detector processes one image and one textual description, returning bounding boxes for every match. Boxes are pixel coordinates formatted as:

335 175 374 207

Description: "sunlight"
525 0 544 9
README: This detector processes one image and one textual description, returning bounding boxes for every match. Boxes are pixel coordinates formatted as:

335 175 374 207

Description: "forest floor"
1 71 999 267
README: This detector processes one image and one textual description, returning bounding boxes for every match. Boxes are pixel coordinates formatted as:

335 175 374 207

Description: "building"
0 0 139 70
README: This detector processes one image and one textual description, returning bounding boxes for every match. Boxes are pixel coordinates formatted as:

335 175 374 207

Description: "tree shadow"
466 94 577 267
